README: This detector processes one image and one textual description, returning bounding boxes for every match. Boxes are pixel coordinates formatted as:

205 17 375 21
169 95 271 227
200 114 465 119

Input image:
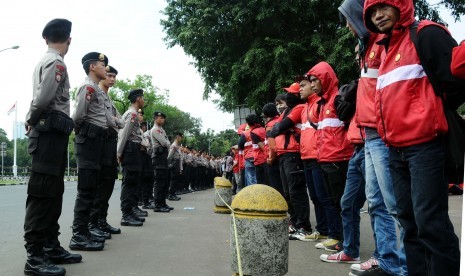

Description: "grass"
0 179 24 185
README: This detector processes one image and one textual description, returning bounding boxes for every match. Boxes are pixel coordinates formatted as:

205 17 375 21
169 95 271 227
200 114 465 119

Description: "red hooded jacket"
307 62 354 162
451 41 465 78
300 93 320 159
363 0 448 147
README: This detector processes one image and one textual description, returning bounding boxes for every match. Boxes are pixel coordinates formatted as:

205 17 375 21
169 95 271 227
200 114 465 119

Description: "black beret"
42 18 72 40
82 52 109 66
153 111 166 118
127 89 144 100
106 65 118 75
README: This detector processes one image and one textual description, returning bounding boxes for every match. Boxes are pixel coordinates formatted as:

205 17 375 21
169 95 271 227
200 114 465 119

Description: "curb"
0 182 27 186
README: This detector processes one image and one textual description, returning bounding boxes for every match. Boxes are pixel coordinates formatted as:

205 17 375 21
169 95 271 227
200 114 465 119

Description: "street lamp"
1 142 6 177
0 45 20 53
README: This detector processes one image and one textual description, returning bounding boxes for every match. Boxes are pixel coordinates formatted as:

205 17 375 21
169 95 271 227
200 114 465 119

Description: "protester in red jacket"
364 0 460 275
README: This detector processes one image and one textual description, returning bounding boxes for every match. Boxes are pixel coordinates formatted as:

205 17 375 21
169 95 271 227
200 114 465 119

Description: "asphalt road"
0 181 462 276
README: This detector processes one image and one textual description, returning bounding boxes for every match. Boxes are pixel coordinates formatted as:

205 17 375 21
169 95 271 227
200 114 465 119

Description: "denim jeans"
302 159 328 236
389 138 460 276
365 136 406 275
341 145 366 258
279 152 311 230
244 159 257 186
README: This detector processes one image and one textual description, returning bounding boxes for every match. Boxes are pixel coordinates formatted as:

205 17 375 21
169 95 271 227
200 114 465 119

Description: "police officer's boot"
98 218 121 234
69 227 104 251
133 206 148 217
121 212 143 226
44 238 82 264
24 243 66 276
89 222 111 239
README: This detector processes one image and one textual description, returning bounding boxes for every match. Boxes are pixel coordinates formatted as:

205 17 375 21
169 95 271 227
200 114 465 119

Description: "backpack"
410 21 465 184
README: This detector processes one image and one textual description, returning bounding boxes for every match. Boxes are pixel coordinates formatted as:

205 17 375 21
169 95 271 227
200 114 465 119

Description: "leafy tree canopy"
161 0 465 112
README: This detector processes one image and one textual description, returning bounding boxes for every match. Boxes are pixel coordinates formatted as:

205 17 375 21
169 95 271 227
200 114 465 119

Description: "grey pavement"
0 181 462 276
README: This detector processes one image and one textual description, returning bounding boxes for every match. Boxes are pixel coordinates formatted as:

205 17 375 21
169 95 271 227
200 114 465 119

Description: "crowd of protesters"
226 0 465 276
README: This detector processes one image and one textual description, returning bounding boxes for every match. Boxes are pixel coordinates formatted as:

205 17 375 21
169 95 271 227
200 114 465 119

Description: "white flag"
7 102 16 115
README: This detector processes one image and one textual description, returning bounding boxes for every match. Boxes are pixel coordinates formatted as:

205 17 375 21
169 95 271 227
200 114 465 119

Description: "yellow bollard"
230 184 289 276
214 177 232 214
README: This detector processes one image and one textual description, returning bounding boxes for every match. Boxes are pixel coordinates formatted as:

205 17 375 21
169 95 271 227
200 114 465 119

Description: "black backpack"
410 21 465 184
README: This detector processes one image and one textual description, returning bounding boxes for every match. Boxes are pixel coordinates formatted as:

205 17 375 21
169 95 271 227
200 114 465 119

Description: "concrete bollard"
230 184 289 276
214 177 232 214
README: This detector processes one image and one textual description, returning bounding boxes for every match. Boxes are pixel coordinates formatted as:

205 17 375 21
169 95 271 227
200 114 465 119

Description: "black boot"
24 244 66 276
89 223 111 239
44 239 82 264
168 194 181 201
98 218 121 234
69 228 104 251
141 202 154 209
131 211 146 222
120 213 143 226
132 207 148 217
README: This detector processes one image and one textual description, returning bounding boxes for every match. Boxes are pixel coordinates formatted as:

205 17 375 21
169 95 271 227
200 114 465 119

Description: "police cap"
128 89 144 100
106 65 118 75
42 19 72 41
82 52 109 66
153 111 166 119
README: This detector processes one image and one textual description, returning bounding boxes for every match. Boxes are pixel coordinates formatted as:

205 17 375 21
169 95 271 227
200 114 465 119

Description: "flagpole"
13 101 17 178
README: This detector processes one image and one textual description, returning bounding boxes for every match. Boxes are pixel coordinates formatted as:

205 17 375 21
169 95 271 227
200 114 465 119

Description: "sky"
0 0 464 140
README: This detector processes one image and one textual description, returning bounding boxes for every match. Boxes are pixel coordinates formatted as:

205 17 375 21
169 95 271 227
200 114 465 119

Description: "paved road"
0 181 462 276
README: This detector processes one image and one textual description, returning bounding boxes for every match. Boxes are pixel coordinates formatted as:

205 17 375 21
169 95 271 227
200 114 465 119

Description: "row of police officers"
22 18 183 276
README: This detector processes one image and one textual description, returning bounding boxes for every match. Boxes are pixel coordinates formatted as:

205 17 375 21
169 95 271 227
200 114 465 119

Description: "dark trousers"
24 176 64 245
154 168 169 206
390 138 460 276
24 129 68 245
303 159 329 236
279 152 311 230
73 169 99 228
265 161 284 196
169 167 181 196
255 163 266 185
120 168 140 215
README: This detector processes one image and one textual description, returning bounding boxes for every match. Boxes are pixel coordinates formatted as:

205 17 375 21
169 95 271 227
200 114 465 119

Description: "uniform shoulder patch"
55 64 65 82
130 112 137 123
85 86 95 101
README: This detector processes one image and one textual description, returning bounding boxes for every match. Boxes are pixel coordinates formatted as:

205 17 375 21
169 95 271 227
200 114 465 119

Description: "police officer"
117 89 146 226
150 111 172 212
167 133 183 201
24 18 80 276
70 52 110 251
89 65 123 235
141 121 156 209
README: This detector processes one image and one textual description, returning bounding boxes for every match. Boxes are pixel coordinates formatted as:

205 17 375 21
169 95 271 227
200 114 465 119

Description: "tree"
161 0 465 112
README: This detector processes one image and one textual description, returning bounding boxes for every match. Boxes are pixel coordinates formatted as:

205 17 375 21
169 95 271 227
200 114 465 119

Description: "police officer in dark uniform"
70 52 110 251
141 121 156 209
24 18 80 276
88 65 123 235
117 89 146 226
150 112 172 212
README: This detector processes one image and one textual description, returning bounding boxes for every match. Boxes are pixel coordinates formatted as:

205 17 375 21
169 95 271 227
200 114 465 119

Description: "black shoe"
131 212 146 222
25 244 66 276
163 204 174 210
133 207 148 217
168 195 181 201
98 219 121 234
44 243 82 264
154 206 171 212
69 231 104 251
89 224 111 239
141 203 155 209
121 215 143 226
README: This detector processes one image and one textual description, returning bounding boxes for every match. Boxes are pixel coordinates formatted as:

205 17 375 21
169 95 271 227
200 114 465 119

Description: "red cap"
283 82 300 94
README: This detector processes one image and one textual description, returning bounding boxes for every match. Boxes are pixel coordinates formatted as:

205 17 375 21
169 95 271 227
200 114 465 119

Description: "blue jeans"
303 159 328 235
244 159 257 186
341 145 366 258
365 136 406 275
390 138 460 276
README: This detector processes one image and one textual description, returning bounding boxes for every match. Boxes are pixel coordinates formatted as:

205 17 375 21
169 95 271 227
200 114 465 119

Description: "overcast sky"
0 0 463 140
